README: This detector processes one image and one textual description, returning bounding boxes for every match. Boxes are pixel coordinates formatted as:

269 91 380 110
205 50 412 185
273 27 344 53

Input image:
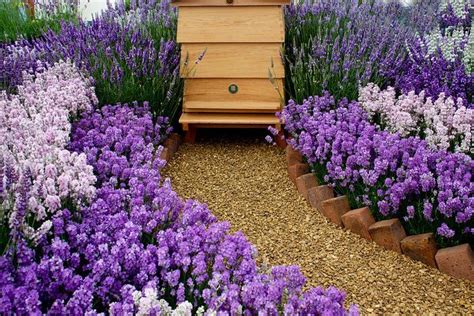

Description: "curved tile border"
285 144 474 282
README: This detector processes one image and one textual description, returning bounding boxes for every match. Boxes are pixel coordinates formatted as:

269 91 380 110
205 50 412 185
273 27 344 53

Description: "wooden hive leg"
274 124 287 149
184 125 197 144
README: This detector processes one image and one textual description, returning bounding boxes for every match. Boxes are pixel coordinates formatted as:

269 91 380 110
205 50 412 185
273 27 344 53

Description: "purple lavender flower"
265 135 274 144
396 49 474 106
1 102 357 314
281 92 473 245
2 0 182 122
285 0 416 102
437 223 456 238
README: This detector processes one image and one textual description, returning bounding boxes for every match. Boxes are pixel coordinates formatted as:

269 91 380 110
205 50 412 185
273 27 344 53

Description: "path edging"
285 144 474 282
160 132 183 162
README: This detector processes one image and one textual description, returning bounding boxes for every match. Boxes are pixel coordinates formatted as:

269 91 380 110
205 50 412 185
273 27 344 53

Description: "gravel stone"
164 130 474 314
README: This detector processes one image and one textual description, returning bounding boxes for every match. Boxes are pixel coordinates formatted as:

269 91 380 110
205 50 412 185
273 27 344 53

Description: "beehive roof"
172 0 291 6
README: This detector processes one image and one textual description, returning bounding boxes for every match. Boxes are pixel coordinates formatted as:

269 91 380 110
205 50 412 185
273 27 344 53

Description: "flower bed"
284 142 474 280
284 0 438 103
281 93 473 248
358 83 473 154
1 0 473 312
1 0 182 123
284 0 474 107
0 57 357 315
280 0 474 250
0 61 97 246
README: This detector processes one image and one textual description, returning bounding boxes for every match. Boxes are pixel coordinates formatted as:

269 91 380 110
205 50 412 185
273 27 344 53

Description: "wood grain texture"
24 0 35 17
184 78 283 102
184 101 281 112
179 112 280 125
177 6 284 43
181 43 284 78
172 0 290 6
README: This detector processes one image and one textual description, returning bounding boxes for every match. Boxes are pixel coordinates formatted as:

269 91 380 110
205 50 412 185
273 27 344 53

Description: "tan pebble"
163 131 474 313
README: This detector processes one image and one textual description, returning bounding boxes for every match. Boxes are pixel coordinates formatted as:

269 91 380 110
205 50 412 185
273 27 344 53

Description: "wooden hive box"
172 0 290 141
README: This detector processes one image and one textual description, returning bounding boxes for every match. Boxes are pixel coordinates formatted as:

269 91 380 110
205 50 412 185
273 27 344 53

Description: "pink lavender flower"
359 83 473 154
0 61 97 242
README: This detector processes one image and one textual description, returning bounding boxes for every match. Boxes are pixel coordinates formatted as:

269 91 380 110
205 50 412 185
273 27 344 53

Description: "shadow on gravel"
188 128 271 144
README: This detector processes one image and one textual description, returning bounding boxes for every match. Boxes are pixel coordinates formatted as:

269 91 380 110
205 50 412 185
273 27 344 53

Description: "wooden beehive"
172 0 290 141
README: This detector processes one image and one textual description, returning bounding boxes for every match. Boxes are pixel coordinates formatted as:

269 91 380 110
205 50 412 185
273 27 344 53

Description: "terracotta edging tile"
296 173 319 200
435 244 474 281
400 233 438 268
288 163 309 185
307 185 334 211
319 196 350 227
341 207 375 241
368 219 406 253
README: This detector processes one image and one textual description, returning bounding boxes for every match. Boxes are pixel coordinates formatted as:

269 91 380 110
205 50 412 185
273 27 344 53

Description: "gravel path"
163 130 474 314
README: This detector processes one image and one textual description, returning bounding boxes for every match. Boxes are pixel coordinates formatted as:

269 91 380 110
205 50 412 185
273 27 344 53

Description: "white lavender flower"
439 0 471 19
463 23 474 73
415 0 472 64
133 287 196 316
422 26 467 62
359 84 474 154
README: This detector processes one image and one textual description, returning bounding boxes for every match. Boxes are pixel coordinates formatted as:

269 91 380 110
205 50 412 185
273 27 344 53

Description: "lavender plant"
2 0 183 122
397 0 474 105
396 47 474 104
359 83 473 154
41 0 181 121
0 0 78 43
399 0 441 35
281 93 473 248
463 22 474 73
0 104 358 314
0 61 97 252
438 0 471 28
0 42 43 92
285 0 414 103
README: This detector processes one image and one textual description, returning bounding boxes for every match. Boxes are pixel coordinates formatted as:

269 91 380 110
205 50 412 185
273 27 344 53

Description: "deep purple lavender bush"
284 0 473 107
396 0 474 106
0 41 44 93
396 42 474 106
280 93 473 248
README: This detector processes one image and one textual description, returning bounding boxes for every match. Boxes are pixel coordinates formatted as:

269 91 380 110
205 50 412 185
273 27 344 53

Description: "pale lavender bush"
359 83 473 154
114 288 198 316
424 93 473 152
0 61 97 242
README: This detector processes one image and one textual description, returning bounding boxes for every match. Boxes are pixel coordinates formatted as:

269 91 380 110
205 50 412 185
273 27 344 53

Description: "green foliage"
284 1 411 103
0 0 77 42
